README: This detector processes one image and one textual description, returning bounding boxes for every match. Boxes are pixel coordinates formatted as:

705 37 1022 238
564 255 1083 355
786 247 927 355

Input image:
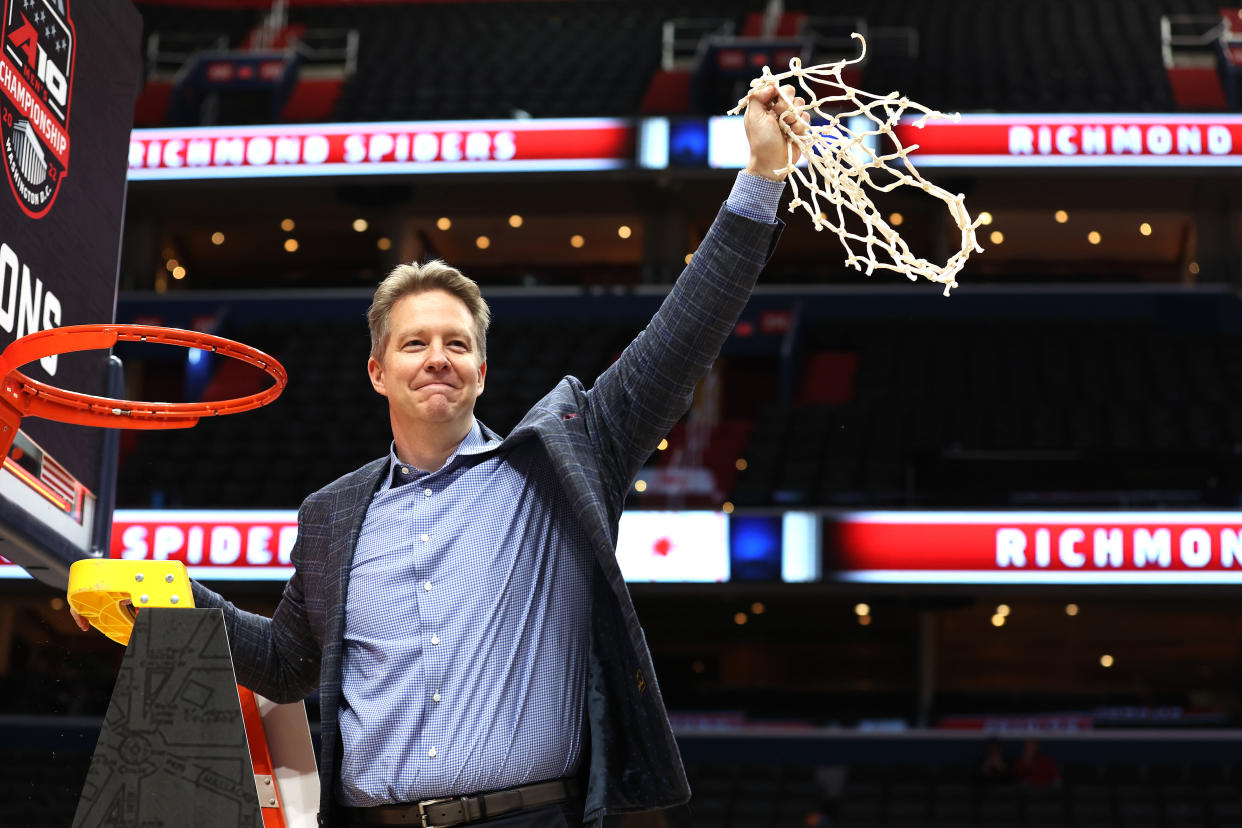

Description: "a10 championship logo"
0 0 73 218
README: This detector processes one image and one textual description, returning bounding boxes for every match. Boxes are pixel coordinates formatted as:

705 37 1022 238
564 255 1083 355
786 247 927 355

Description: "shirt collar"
384 419 502 489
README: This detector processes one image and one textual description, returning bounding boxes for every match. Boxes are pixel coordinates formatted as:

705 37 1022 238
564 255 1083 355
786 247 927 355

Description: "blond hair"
367 259 490 362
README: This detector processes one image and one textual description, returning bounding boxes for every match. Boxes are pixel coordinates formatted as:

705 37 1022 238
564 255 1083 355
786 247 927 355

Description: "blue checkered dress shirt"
337 421 593 805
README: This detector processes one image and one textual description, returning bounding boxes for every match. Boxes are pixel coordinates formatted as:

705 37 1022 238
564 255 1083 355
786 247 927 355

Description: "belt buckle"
416 797 463 828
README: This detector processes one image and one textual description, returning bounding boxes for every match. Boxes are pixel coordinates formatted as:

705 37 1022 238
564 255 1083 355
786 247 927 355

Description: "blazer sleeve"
585 204 782 495
189 503 322 703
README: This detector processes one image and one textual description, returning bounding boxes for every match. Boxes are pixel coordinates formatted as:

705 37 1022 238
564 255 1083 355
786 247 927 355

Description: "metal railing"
661 17 736 72
291 28 359 74
1160 14 1226 68
145 27 358 79
146 32 229 77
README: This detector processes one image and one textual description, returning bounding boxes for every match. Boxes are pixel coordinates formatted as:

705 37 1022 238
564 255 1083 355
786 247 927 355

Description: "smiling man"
366 267 489 472
175 82 809 828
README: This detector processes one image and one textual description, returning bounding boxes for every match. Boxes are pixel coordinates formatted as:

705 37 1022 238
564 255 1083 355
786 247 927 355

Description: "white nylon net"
728 33 983 296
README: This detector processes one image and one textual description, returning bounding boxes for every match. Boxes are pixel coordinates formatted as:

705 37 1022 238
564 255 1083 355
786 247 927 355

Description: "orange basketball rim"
0 324 287 458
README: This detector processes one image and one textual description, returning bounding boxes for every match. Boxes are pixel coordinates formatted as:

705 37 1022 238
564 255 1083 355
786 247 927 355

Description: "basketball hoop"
0 324 286 459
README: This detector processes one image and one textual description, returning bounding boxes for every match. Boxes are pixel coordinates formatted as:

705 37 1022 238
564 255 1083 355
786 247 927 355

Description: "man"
78 82 807 827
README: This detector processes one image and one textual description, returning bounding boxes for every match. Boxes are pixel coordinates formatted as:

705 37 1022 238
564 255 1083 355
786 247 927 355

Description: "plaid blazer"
191 204 782 826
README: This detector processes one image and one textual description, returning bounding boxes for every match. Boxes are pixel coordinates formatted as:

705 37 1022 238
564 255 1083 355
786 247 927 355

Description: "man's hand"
743 82 810 182
70 605 89 631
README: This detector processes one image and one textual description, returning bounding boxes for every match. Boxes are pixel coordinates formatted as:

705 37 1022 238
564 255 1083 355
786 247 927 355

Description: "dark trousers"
345 802 583 828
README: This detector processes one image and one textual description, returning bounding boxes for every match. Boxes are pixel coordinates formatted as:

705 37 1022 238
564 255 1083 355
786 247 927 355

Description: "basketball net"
728 33 983 296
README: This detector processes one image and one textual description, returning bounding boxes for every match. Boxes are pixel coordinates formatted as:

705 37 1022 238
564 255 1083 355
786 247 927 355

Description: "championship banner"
890 114 1242 167
1 0 140 487
128 118 637 180
829 511 1242 584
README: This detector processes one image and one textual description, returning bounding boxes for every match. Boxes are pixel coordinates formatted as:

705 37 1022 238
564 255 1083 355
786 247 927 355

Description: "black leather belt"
347 779 577 827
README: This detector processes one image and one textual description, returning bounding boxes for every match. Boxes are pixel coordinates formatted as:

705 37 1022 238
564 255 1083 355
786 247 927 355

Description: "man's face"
368 289 486 431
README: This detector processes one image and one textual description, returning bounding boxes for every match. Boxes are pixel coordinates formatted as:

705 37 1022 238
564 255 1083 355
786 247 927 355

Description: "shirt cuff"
725 171 786 225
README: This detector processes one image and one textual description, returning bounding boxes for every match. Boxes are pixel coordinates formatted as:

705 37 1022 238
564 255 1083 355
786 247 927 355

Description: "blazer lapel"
328 460 387 645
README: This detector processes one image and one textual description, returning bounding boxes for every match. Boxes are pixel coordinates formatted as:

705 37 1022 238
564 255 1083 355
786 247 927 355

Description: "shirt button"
420 534 429 543
424 581 432 592
400 466 409 475
428 748 437 758
431 635 440 645
433 692 441 703
424 488 432 497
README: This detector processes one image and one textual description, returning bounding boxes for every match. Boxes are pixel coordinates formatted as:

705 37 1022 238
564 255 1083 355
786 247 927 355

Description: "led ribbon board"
889 114 1242 167
0 509 734 583
128 118 637 180
706 114 1242 169
828 511 1242 584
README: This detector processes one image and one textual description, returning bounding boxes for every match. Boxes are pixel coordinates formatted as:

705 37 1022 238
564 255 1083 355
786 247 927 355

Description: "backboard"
0 0 142 587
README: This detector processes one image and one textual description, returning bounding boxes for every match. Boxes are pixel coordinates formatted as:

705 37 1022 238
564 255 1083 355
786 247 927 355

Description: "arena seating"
673 760 1242 828
731 321 1242 509
115 297 1242 510
779 0 1213 114
294 1 706 121
4 746 1237 828
132 0 1234 125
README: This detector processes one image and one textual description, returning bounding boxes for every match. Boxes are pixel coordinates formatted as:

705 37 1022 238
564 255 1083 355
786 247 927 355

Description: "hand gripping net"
728 33 983 296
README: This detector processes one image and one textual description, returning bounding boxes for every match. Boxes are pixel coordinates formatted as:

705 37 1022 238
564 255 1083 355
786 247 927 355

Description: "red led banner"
829 512 1242 583
892 115 1242 167
128 118 636 180
0 512 299 580
108 509 299 580
0 509 728 582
